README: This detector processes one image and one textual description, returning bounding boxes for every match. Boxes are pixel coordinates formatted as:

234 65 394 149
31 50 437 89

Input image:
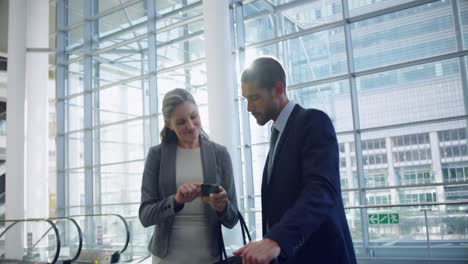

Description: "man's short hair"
241 56 286 91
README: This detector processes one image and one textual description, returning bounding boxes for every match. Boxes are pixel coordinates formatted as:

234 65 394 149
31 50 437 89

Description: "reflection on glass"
244 0 342 45
99 83 144 125
156 35 205 70
351 1 456 71
98 0 143 13
357 59 463 129
100 162 143 205
156 4 203 30
246 28 347 85
98 2 147 40
67 25 85 51
349 0 412 16
100 120 145 164
460 1 468 49
67 0 84 26
67 169 85 207
288 80 352 132
66 96 84 132
67 61 84 96
68 132 84 169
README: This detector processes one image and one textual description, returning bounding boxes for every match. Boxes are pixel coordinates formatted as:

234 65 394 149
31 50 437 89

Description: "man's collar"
272 100 296 133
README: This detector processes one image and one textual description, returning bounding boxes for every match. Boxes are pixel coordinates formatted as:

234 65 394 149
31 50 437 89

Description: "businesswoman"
139 88 238 264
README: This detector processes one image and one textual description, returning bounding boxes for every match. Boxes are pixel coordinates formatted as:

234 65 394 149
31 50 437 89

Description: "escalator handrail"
48 216 83 263
67 213 130 255
0 218 61 264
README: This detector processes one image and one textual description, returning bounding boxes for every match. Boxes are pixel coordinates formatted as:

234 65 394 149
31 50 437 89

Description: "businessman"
233 57 356 263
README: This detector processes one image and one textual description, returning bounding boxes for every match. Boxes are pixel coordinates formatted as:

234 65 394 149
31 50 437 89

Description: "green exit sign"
368 213 399 224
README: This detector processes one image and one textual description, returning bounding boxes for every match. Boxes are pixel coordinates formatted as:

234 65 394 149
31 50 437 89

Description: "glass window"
460 0 468 49
67 61 84 96
100 119 145 165
349 0 413 17
67 132 84 170
67 96 84 132
98 81 145 125
246 28 347 84
98 1 148 39
100 161 143 205
357 59 463 129
288 80 352 132
67 169 85 207
244 0 343 45
351 1 456 71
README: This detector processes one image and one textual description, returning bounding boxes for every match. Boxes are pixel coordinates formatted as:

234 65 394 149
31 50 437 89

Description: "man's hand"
233 238 281 264
202 186 228 212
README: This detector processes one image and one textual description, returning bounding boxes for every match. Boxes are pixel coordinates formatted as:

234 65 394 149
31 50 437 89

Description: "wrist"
266 238 281 258
173 196 184 209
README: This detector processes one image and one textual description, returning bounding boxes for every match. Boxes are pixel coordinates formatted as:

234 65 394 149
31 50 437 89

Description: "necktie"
267 127 279 180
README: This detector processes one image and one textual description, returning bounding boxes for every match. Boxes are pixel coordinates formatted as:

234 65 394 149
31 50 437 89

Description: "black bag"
214 210 251 264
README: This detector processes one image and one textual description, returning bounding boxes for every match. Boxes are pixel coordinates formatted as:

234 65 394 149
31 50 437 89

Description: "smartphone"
201 184 220 196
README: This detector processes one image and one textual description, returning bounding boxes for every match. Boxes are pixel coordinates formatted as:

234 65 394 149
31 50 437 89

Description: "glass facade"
54 0 468 260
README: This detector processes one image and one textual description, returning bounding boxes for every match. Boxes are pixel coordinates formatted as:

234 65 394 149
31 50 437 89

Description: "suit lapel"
264 105 302 187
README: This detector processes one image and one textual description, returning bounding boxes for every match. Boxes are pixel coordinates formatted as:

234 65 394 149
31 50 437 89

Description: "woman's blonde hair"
160 88 207 143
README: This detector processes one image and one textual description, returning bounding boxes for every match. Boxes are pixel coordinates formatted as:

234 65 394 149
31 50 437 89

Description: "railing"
239 200 468 261
0 218 61 263
345 200 468 261
67 214 130 263
48 217 83 263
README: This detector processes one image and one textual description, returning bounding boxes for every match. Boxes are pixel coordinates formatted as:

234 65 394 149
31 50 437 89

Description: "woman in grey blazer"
139 88 239 264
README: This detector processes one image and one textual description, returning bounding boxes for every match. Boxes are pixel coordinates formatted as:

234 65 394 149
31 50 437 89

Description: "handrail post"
421 208 432 258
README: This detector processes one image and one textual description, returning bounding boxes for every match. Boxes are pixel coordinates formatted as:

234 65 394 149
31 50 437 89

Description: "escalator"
66 214 130 264
0 213 132 263
0 218 61 263
0 217 83 264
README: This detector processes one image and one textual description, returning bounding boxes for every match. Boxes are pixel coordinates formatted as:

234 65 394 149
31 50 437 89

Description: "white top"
153 147 217 264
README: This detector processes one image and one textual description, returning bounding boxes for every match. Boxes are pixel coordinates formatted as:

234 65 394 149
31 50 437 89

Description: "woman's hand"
202 185 228 213
174 183 202 205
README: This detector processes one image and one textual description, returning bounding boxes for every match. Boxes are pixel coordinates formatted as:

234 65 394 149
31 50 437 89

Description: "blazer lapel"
200 137 217 184
160 143 177 197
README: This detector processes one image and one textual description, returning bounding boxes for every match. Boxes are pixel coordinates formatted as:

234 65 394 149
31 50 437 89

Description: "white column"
6 0 27 259
25 0 49 220
6 0 49 259
202 0 242 249
202 0 239 183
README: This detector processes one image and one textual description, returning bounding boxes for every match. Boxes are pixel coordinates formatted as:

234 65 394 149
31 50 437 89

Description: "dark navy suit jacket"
262 105 357 264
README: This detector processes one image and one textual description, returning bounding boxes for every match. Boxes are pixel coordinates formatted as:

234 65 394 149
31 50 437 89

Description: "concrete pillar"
6 0 49 258
202 0 241 250
25 0 49 220
6 0 27 259
202 0 239 187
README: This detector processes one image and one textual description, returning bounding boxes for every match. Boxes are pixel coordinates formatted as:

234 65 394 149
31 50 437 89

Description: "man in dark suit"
233 57 356 264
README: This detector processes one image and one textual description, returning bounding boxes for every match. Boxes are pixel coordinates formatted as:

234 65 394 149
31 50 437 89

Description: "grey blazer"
138 137 239 258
